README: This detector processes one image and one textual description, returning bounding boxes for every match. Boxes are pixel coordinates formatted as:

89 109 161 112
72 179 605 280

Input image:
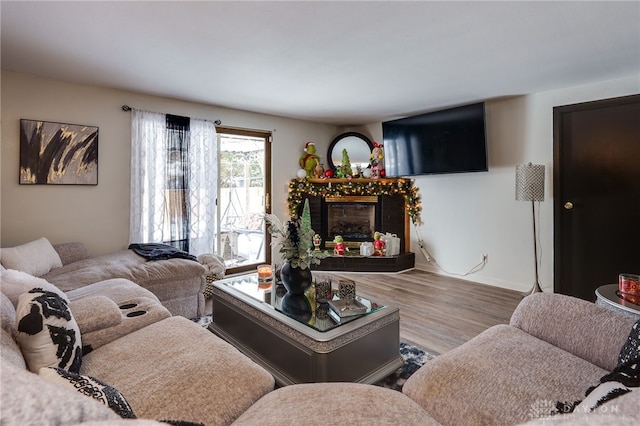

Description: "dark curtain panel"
165 114 191 252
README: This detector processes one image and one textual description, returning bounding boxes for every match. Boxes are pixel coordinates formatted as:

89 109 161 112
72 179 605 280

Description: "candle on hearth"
257 264 273 289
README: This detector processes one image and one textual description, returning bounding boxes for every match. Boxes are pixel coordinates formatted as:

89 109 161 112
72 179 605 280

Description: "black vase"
281 293 312 323
280 262 312 295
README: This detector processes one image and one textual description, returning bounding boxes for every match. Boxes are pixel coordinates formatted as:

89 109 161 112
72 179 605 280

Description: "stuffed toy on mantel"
299 142 320 178
370 142 385 178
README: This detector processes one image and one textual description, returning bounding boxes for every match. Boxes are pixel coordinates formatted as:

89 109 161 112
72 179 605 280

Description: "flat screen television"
382 102 488 176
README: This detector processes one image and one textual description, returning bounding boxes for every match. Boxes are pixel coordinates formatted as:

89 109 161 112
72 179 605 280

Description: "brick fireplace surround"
298 178 415 273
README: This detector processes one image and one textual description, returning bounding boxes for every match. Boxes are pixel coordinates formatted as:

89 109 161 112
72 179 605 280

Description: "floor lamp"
515 163 545 295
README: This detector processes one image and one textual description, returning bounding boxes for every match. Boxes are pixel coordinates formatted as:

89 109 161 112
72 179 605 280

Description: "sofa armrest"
69 296 122 334
52 242 91 265
79 296 172 352
510 292 637 371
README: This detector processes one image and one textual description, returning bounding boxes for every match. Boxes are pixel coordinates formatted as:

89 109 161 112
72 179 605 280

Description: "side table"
595 284 640 319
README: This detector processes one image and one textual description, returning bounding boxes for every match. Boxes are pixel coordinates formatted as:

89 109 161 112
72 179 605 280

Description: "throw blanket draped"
128 243 197 262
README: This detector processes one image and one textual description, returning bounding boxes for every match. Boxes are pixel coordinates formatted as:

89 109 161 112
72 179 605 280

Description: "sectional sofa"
0 269 275 425
1 238 207 318
1 239 638 425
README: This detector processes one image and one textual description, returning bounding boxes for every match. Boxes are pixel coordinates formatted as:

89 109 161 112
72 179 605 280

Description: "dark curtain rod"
121 105 221 125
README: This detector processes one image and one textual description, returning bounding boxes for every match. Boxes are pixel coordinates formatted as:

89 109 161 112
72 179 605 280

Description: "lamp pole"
529 198 542 294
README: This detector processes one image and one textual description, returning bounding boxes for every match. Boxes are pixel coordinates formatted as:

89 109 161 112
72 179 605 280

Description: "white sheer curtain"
129 109 217 256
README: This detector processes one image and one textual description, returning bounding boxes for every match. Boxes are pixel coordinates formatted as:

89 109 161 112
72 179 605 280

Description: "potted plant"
265 201 328 294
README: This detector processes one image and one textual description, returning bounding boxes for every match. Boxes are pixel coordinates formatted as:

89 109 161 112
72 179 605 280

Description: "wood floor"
319 269 523 355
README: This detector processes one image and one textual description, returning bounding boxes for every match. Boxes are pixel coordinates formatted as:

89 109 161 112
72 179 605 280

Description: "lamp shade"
515 163 545 202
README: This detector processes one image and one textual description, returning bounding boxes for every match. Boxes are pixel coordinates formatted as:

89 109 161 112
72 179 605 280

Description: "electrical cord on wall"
412 222 487 277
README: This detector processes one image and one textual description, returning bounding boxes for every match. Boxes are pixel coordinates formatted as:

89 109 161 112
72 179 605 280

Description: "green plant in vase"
265 199 328 294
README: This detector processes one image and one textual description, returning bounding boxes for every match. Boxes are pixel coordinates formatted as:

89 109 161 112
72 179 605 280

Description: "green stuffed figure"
299 142 320 178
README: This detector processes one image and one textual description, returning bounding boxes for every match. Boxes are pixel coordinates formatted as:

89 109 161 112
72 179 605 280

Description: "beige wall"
1 71 337 256
349 76 639 292
2 71 637 292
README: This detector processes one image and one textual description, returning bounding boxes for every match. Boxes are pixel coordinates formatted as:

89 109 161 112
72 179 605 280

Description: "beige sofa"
0 270 275 425
1 261 637 425
402 292 639 425
230 292 639 426
1 238 207 318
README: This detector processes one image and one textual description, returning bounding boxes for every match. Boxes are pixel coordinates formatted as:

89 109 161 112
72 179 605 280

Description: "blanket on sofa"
128 243 197 262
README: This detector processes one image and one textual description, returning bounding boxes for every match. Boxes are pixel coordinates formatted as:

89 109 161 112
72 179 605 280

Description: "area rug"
192 314 436 391
377 342 437 391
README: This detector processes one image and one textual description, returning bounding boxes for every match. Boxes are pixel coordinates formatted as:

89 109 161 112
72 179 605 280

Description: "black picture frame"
19 119 98 185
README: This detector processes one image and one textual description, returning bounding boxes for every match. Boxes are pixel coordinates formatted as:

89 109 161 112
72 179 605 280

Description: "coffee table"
209 273 402 386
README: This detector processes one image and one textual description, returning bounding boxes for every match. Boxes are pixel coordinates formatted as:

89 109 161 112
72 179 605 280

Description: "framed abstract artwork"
20 119 98 185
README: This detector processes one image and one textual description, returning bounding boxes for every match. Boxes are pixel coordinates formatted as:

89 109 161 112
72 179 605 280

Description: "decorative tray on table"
327 298 368 318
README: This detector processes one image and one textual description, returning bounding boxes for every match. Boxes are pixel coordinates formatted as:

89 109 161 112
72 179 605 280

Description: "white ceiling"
2 1 639 125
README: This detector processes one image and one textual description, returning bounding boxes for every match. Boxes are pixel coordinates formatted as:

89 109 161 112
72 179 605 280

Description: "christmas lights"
287 178 422 225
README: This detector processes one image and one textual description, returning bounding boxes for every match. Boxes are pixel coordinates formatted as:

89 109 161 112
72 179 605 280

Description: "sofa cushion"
559 319 640 415
66 278 160 305
0 293 26 368
70 296 123 334
53 242 92 265
1 268 66 307
40 367 136 419
510 293 637 371
81 316 274 425
232 382 440 426
16 288 82 373
403 324 610 426
70 293 171 352
0 237 63 276
0 359 120 425
1 291 17 336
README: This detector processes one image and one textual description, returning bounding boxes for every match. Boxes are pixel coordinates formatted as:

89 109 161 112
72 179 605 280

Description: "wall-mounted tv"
382 102 488 176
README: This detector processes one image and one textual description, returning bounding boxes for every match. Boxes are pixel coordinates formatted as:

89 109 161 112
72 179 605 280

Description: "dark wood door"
554 94 640 301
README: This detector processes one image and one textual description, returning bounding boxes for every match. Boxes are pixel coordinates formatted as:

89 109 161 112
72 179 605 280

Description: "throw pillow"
16 288 82 373
0 237 62 276
39 367 136 419
573 381 631 413
0 268 66 308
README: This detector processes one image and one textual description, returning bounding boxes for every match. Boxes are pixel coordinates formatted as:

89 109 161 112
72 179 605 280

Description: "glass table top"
219 273 385 332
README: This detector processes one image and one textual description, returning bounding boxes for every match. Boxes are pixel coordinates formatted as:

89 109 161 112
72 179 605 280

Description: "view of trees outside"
217 134 266 268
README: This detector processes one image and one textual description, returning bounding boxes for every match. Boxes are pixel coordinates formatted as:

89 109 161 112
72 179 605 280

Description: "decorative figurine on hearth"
333 235 349 256
313 233 322 251
373 231 386 256
299 142 320 178
370 142 385 179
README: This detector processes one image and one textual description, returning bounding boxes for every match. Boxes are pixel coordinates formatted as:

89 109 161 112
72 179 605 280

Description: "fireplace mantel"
286 177 421 224
287 177 420 272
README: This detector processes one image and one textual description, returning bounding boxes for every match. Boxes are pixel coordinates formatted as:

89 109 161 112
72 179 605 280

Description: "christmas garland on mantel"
287 178 422 225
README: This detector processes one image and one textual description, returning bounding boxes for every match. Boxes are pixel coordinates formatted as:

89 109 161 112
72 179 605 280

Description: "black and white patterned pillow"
39 367 136 419
16 288 82 373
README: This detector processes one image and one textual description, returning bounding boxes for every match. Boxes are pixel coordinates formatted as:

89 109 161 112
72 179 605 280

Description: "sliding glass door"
216 127 271 275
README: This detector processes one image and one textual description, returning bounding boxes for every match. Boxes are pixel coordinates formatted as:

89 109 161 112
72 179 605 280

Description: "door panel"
554 94 640 301
216 128 272 275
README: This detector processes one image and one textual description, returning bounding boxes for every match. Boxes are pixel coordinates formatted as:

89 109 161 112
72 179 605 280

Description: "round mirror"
327 132 374 172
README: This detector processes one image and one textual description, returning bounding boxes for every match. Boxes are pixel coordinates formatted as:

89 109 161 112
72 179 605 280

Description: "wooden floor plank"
317 269 523 355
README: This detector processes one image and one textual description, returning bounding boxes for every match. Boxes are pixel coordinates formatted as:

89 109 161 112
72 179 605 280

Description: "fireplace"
324 196 379 249
290 177 417 272
304 192 413 271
